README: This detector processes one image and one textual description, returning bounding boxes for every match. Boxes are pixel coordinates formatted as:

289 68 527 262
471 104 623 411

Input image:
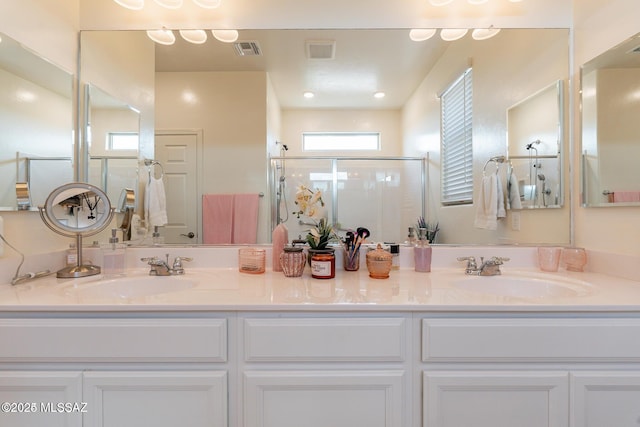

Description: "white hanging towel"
145 176 168 227
474 174 499 230
496 174 506 219
507 169 523 210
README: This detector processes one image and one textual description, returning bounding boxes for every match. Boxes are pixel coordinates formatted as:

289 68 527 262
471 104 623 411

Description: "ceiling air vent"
233 41 262 56
305 40 336 60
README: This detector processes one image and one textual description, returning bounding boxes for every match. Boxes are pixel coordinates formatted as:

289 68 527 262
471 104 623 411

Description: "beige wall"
573 0 640 255
155 71 270 242
281 109 402 157
402 29 570 245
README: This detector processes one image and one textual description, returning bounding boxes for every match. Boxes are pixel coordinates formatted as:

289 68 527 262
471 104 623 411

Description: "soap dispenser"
102 229 126 276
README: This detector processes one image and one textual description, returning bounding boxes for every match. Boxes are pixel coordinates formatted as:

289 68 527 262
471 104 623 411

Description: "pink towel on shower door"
202 194 234 244
613 191 640 203
233 193 260 244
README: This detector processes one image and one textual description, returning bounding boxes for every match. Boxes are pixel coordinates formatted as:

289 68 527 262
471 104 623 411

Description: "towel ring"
144 159 164 181
483 155 506 176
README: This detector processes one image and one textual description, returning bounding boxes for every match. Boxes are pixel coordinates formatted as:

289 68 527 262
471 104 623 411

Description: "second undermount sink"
64 276 197 300
451 273 593 299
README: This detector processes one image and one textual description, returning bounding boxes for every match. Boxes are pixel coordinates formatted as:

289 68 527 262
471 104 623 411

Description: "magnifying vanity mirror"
39 183 115 278
0 32 74 210
581 32 640 207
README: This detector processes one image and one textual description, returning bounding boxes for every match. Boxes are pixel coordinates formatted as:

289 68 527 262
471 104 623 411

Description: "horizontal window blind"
441 69 473 205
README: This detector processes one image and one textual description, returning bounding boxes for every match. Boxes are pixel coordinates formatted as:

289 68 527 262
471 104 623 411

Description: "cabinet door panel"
83 371 227 427
571 372 640 427
0 371 82 427
244 370 405 427
424 371 568 427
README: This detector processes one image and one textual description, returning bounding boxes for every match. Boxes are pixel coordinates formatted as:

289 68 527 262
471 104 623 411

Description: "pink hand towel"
233 193 260 244
613 191 640 203
202 194 234 244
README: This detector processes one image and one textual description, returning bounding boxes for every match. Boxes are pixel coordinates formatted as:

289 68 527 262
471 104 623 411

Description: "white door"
424 371 569 427
0 371 83 427
155 131 201 244
83 371 227 427
244 370 405 427
571 372 640 427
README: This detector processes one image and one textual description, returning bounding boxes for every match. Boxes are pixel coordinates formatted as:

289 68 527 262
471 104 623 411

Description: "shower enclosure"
269 156 427 244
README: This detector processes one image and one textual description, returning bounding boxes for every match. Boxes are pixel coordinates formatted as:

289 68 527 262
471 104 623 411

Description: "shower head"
537 174 546 181
525 139 541 150
282 144 288 151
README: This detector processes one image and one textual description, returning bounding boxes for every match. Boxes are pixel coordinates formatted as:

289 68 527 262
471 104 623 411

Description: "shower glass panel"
270 156 426 244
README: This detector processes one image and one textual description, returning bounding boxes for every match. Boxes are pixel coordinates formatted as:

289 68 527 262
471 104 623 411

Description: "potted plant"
293 185 338 262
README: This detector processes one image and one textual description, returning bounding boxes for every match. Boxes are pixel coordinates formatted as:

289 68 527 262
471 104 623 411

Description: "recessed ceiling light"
440 29 468 41
212 29 239 43
409 29 437 42
192 0 221 8
146 29 176 45
303 91 315 99
374 91 386 99
113 0 144 9
153 0 183 8
179 29 208 44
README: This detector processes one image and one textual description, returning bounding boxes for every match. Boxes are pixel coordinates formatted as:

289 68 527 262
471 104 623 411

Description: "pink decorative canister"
562 247 587 272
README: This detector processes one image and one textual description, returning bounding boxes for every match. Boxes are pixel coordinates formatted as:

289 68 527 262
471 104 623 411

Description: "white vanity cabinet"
0 316 229 427
240 315 411 427
420 317 640 427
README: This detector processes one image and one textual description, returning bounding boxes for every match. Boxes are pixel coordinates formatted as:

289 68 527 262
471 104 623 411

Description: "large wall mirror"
0 32 74 210
79 28 570 246
581 32 640 207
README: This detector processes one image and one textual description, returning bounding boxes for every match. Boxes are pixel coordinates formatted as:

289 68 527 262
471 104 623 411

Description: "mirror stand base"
57 264 101 279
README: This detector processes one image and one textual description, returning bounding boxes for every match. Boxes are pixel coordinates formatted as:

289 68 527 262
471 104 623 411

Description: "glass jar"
238 248 266 274
280 246 306 277
342 247 360 271
310 249 335 279
366 243 393 279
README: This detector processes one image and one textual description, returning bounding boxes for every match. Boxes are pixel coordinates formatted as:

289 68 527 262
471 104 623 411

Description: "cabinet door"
424 371 568 427
244 370 405 427
571 372 640 427
0 371 82 427
83 371 227 427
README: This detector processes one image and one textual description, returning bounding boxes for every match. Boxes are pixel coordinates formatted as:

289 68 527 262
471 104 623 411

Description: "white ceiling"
154 29 450 109
80 0 573 110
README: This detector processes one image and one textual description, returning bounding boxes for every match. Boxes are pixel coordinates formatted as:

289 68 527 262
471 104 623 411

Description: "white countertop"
2 265 640 313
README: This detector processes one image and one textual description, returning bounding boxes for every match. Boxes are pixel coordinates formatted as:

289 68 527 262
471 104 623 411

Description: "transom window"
107 132 139 151
302 132 380 151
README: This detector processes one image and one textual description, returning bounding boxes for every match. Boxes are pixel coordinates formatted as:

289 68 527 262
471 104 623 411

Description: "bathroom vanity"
1 247 640 427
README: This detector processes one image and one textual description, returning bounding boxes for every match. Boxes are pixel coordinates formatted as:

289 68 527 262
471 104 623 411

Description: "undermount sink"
64 276 197 300
451 273 593 299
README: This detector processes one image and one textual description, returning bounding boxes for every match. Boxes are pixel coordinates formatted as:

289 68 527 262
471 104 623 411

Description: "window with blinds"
440 68 473 206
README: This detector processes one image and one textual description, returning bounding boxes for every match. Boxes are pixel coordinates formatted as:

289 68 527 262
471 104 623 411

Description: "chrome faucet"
141 254 192 276
457 256 510 276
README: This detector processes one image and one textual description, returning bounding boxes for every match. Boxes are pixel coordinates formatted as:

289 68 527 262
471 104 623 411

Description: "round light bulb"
374 91 386 99
179 29 208 44
146 29 176 45
303 91 315 99
409 29 437 42
212 29 239 43
472 28 501 40
440 29 468 41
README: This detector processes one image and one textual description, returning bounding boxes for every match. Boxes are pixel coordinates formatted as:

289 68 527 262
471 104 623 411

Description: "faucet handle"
490 256 510 265
141 256 160 265
172 256 193 269
457 256 477 267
